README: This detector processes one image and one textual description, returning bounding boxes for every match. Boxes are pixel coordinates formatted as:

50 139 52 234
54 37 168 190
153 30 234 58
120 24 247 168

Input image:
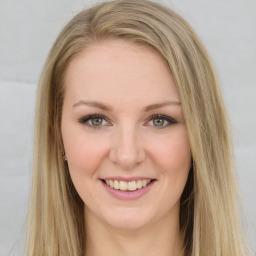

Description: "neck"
84 208 184 256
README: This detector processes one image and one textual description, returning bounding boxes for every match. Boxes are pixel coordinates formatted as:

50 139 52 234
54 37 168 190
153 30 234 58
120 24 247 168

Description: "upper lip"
101 176 155 182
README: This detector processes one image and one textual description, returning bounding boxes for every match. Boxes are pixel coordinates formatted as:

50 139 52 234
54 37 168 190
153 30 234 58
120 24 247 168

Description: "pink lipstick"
101 177 156 200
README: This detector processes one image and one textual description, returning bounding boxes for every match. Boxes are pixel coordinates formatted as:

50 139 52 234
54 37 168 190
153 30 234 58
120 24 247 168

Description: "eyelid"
78 114 111 128
78 113 177 129
145 114 177 128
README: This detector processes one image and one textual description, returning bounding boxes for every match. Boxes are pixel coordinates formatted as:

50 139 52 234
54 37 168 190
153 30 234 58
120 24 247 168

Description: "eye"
78 114 110 129
146 114 177 128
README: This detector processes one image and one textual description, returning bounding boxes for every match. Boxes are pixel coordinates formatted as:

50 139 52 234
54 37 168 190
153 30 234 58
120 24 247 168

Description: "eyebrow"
72 100 181 112
73 100 113 111
143 101 181 111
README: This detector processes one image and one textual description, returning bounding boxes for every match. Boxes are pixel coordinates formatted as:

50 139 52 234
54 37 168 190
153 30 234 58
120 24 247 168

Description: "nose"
109 125 146 169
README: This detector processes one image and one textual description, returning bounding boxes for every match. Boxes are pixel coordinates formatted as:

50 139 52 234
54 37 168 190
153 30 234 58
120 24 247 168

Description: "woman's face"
61 39 191 230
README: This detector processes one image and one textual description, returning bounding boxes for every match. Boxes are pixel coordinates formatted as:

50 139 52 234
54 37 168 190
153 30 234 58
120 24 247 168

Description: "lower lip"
102 180 156 200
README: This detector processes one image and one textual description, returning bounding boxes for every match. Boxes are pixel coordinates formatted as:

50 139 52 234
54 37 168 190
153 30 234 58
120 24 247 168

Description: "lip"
101 178 156 200
101 176 153 182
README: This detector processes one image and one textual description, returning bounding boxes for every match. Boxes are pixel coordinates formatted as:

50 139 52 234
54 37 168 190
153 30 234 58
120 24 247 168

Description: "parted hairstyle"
27 0 248 255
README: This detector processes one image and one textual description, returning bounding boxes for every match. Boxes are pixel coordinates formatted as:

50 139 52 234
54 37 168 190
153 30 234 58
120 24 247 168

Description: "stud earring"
62 151 67 161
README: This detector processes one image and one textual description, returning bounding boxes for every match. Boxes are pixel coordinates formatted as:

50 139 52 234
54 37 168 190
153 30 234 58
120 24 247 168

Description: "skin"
61 39 191 256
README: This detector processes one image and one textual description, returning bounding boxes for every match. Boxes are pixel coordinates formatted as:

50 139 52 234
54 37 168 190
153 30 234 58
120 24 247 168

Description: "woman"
26 0 248 255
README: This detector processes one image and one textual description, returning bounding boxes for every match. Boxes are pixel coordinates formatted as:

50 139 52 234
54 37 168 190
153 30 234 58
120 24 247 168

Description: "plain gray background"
0 0 255 255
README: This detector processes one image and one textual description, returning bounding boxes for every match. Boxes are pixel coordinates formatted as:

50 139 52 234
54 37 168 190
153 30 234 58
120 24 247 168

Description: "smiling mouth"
102 179 155 191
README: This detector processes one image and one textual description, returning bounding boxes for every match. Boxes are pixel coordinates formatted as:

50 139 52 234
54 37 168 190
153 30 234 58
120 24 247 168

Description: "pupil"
92 118 102 126
153 118 164 126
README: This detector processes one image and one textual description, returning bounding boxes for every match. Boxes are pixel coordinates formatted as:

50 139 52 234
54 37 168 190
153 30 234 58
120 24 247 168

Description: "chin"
99 207 157 230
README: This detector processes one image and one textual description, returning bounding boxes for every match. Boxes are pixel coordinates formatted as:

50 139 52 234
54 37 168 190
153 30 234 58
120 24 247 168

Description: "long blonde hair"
27 0 248 255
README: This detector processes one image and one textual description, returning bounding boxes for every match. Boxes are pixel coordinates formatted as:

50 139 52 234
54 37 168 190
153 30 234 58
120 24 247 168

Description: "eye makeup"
78 113 177 130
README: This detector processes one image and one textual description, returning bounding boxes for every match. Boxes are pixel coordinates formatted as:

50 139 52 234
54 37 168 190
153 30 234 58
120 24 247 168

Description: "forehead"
63 39 179 104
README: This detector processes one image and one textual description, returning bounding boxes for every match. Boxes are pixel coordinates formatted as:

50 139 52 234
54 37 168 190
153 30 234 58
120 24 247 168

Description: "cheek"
148 126 191 178
62 126 108 177
62 129 109 202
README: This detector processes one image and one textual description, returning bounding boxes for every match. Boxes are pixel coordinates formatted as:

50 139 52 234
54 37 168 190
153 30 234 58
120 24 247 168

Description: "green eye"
153 118 165 126
79 114 111 129
147 114 177 128
90 117 103 126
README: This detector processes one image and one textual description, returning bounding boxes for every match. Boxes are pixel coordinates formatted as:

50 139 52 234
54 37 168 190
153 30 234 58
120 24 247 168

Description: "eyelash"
78 114 109 129
147 114 177 128
78 114 177 129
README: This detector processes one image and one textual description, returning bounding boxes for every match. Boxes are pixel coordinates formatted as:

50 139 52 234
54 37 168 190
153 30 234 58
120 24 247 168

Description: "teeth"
137 180 142 189
114 180 119 189
105 179 151 191
120 181 128 191
128 181 137 191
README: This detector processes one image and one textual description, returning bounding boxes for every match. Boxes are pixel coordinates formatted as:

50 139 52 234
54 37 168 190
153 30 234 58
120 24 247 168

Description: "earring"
62 151 67 161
